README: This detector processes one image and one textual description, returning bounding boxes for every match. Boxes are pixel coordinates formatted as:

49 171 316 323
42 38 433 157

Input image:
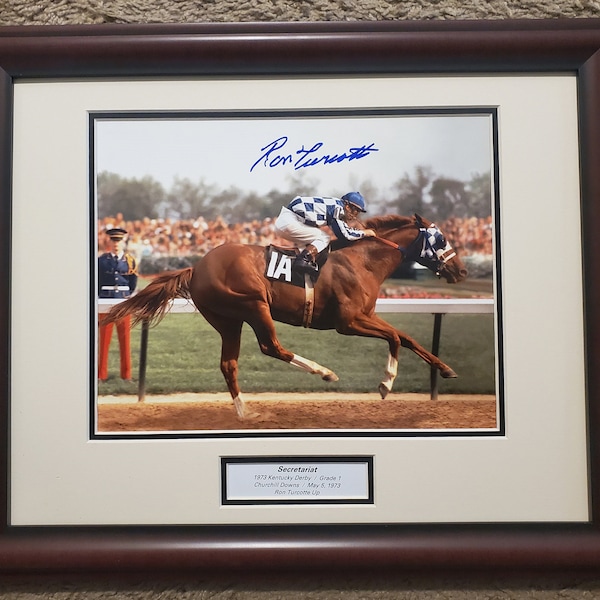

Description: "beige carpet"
0 0 598 24
2 0 600 598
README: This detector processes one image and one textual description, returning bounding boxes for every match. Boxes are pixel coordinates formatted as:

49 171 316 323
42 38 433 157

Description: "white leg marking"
233 394 259 419
233 395 246 419
290 354 339 382
379 354 398 398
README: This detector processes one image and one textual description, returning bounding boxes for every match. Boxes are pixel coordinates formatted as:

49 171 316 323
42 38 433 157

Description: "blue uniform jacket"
98 252 138 299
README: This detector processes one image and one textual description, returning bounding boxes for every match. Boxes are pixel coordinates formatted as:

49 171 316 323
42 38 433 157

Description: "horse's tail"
103 267 194 328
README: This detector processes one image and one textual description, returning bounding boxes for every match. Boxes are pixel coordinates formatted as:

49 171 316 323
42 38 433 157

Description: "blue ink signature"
250 136 379 173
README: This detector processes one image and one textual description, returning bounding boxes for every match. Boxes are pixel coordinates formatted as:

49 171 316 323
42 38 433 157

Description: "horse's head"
363 213 468 283
411 214 467 283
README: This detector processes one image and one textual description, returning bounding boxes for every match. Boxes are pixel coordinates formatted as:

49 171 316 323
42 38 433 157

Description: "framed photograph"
92 106 498 436
2 19 600 574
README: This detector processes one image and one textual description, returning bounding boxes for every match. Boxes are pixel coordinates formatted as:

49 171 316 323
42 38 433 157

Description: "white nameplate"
222 457 373 504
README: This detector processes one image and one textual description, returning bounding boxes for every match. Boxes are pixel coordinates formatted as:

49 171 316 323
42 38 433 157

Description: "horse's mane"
363 214 415 232
330 214 417 251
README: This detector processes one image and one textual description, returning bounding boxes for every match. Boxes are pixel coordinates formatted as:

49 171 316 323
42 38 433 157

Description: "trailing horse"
103 214 467 418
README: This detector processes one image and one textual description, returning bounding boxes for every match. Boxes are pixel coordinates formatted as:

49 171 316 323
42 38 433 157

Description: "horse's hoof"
378 383 390 399
441 368 457 378
233 395 250 418
323 372 339 382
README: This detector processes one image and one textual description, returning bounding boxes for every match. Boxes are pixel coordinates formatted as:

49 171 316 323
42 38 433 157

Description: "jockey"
274 191 376 274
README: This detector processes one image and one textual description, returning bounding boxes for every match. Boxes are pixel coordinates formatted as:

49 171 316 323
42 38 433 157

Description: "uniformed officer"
98 227 138 381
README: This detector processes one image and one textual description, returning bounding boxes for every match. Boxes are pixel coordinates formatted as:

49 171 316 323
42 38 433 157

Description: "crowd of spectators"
441 215 494 256
98 213 494 263
98 213 285 260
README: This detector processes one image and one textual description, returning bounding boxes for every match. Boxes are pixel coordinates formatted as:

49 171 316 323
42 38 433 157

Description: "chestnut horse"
104 214 467 418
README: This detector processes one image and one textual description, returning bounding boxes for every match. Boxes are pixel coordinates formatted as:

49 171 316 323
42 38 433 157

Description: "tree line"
97 167 492 223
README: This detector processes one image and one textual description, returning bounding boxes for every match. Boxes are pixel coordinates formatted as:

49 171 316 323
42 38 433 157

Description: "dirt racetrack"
97 392 497 433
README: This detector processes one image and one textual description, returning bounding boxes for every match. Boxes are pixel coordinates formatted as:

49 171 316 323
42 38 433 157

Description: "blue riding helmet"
341 192 367 213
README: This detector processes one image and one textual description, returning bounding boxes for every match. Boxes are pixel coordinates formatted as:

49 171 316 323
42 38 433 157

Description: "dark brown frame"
1 19 600 576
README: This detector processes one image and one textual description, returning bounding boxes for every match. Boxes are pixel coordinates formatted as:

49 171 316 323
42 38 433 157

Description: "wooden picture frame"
1 19 600 575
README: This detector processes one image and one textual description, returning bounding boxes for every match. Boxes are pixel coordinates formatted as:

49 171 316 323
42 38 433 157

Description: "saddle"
264 245 329 328
264 245 329 287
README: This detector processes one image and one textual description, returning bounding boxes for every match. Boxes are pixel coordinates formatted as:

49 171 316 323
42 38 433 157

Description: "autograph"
250 136 379 173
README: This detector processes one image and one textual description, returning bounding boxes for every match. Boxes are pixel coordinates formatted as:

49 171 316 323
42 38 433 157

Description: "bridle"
373 222 456 277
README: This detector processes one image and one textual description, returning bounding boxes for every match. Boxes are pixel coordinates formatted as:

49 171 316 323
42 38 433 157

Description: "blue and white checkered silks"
287 196 366 242
287 196 340 226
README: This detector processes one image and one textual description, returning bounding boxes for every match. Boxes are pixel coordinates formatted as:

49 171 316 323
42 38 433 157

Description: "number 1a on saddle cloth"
264 245 327 287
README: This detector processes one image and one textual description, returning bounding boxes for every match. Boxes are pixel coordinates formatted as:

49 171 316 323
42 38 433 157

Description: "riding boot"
294 244 319 274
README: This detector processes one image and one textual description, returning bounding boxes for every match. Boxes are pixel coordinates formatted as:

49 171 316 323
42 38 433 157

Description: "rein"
374 235 407 252
373 228 424 258
355 215 417 256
